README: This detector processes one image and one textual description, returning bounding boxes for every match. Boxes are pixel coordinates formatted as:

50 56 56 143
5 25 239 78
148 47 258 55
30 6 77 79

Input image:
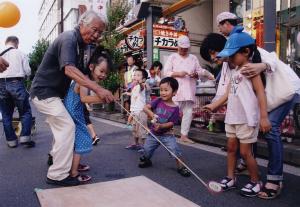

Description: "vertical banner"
92 0 108 18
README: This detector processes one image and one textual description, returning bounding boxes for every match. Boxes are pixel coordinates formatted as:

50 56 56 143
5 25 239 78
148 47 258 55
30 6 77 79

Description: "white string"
115 101 210 190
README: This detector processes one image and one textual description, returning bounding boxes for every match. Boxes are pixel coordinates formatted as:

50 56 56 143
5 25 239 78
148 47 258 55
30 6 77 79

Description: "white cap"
177 35 190 48
216 12 237 24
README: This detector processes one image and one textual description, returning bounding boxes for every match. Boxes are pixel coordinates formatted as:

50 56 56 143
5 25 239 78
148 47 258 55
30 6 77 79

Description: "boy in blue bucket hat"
204 30 271 197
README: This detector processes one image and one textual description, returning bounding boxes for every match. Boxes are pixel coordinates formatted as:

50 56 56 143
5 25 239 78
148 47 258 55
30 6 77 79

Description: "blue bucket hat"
217 28 255 58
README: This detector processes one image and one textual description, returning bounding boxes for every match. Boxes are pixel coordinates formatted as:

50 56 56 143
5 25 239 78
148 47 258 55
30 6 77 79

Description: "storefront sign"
153 24 188 49
125 33 144 50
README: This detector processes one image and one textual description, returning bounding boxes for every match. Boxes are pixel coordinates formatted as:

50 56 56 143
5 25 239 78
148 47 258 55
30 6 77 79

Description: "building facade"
38 0 109 43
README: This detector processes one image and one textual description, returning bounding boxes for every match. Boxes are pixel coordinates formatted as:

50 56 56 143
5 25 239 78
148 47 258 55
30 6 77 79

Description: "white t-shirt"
130 84 146 113
225 68 259 127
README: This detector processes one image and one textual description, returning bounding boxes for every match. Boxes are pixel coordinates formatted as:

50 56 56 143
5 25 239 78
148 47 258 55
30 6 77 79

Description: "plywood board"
36 176 200 207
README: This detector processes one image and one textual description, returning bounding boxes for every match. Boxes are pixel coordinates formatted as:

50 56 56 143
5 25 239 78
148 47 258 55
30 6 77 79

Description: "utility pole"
264 0 276 52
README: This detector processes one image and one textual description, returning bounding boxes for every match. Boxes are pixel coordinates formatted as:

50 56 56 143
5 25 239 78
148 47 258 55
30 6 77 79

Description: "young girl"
204 31 271 197
64 48 111 182
139 77 191 177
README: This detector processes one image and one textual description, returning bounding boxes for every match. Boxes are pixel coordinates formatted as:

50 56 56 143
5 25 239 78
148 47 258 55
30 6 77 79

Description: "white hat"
216 12 237 24
177 35 190 48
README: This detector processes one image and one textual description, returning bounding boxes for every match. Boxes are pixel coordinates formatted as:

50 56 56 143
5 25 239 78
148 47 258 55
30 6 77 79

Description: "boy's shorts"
225 123 258 144
132 111 148 141
143 134 182 159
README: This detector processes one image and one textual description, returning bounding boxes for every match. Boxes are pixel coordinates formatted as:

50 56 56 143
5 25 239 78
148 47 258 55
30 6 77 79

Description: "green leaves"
100 71 122 93
28 39 49 79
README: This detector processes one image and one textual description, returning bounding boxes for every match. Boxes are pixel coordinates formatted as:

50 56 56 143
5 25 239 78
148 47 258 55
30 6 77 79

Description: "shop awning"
120 0 205 35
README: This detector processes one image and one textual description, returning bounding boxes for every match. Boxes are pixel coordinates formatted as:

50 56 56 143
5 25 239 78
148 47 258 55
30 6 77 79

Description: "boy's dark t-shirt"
150 98 180 135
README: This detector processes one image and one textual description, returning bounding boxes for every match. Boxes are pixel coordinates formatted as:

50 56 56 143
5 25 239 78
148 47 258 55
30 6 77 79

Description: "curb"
91 111 300 166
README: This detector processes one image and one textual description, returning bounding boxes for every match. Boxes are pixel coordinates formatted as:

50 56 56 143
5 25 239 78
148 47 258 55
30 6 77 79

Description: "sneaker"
78 164 90 172
235 163 249 176
48 154 53 166
240 181 262 197
125 144 138 150
7 140 18 148
219 176 236 191
92 135 100 145
46 176 80 186
177 167 191 177
138 156 152 168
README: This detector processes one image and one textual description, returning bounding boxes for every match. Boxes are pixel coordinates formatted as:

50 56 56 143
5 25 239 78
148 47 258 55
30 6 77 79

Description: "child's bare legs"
227 137 239 179
127 115 133 125
240 143 259 182
87 123 96 138
70 153 81 177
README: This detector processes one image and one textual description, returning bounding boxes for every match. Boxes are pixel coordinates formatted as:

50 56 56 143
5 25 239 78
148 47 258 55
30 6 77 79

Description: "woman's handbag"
265 52 296 112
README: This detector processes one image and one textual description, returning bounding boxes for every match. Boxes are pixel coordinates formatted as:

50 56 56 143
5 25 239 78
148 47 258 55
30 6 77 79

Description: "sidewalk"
91 110 300 167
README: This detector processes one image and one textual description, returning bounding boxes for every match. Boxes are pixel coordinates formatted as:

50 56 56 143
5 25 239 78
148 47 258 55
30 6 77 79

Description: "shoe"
125 124 133 130
177 167 191 177
258 181 282 200
138 156 152 168
21 141 36 148
48 154 53 166
219 176 236 191
240 181 262 197
181 138 195 144
7 140 18 148
125 144 138 150
46 176 80 186
78 164 90 172
92 135 100 145
73 174 92 183
235 163 249 176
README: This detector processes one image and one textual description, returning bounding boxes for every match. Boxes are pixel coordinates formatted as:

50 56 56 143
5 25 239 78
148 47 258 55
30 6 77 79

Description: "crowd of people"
0 9 299 201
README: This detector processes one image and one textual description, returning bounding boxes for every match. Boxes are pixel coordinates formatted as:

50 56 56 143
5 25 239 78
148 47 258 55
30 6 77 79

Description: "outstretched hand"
96 88 115 103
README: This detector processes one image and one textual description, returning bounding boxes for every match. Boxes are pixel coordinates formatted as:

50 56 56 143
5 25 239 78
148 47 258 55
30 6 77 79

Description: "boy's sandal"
177 167 191 177
78 164 90 172
258 185 281 200
75 174 92 183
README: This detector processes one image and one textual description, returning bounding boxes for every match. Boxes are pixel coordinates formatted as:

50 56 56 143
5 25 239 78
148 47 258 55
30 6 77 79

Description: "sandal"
258 183 282 200
219 176 236 191
92 135 100 145
74 174 92 183
78 164 90 172
177 167 191 177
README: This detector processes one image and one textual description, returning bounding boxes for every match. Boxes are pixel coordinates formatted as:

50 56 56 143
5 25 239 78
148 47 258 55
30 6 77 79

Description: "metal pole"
146 6 153 70
264 0 276 52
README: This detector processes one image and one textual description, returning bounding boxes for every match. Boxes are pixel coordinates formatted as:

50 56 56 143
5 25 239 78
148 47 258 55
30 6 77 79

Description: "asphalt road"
0 108 299 207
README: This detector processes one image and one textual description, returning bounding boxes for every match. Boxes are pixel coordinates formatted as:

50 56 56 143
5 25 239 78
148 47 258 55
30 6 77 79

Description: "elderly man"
30 10 114 186
164 35 214 144
0 36 33 148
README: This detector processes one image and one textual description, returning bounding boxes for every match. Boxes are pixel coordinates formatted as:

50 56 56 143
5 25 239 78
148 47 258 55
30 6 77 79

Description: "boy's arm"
251 75 271 133
143 104 155 119
80 85 104 104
